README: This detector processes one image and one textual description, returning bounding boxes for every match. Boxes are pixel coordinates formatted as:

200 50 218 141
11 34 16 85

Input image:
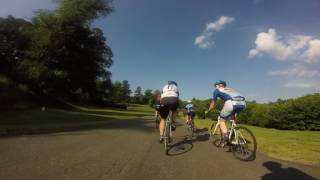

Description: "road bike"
209 114 257 161
186 111 196 137
163 110 173 155
155 113 160 129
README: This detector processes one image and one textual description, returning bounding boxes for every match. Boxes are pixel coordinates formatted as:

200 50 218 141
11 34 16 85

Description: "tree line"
184 93 320 131
0 0 122 107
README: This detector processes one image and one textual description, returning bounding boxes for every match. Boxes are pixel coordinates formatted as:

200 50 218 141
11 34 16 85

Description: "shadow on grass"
261 161 317 180
0 109 156 138
70 108 153 118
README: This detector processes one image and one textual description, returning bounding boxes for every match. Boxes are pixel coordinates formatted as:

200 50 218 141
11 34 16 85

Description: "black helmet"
214 80 227 87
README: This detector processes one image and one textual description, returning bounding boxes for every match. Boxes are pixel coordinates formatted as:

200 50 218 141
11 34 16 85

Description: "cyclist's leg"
158 104 169 140
171 98 179 125
191 112 196 128
220 100 234 143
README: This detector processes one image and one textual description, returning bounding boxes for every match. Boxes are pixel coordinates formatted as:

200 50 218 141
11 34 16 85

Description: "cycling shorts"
220 100 246 119
187 110 195 118
159 97 179 119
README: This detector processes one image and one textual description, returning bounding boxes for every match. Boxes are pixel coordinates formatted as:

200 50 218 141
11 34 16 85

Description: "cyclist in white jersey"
159 81 179 143
205 80 246 145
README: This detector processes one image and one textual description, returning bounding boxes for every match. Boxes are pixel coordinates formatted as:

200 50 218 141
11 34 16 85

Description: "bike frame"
211 115 247 145
163 110 172 145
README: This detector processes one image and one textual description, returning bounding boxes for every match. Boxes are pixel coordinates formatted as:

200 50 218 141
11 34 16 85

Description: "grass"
194 118 320 165
0 104 154 137
2 101 319 166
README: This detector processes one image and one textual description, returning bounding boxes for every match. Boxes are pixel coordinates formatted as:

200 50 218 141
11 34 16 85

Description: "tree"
149 89 161 107
0 15 32 85
26 0 114 99
121 80 131 103
133 86 143 104
143 89 153 104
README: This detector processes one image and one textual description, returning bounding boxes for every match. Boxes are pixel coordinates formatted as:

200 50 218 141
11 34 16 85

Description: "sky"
1 0 320 102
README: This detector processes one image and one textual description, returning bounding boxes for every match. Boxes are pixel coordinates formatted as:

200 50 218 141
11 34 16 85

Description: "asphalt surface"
0 119 319 180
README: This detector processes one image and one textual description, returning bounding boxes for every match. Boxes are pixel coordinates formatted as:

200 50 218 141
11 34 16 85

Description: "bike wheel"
190 125 194 137
164 137 169 155
231 126 257 161
164 122 171 155
209 122 223 147
155 118 159 129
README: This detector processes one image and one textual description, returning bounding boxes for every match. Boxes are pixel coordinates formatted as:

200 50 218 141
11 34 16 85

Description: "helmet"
168 81 178 86
187 100 192 103
214 80 227 87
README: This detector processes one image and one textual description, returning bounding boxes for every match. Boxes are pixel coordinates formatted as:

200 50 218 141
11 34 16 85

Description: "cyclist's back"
158 81 179 143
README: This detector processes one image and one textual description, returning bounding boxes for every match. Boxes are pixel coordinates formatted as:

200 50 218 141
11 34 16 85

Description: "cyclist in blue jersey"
205 80 246 146
185 100 195 125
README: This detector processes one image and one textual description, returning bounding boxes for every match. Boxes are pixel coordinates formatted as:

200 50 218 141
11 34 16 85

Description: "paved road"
0 119 319 180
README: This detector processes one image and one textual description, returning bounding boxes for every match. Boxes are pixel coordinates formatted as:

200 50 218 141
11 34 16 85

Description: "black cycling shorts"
159 97 179 119
187 111 195 118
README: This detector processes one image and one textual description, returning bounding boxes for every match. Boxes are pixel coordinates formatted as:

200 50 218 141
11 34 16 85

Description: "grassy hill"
0 104 153 137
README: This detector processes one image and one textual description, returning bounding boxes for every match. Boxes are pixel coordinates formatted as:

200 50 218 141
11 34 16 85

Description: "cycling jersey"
212 87 246 119
185 103 194 111
212 87 245 102
161 84 179 98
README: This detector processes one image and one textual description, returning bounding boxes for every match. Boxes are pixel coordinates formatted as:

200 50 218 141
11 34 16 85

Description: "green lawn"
0 104 154 136
2 105 320 165
194 118 320 165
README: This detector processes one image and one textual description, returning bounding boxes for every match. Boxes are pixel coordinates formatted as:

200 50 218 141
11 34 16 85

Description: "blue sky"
1 0 320 102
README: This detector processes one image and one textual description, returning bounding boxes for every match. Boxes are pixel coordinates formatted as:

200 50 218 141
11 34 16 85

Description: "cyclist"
205 80 246 146
185 100 195 127
159 81 179 143
154 94 161 127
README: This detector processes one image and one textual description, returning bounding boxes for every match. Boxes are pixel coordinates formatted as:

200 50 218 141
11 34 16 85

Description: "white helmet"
187 100 192 103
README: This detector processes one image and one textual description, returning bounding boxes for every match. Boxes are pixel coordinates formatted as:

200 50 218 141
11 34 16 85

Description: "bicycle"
209 114 257 161
163 110 173 155
154 104 161 129
186 112 196 137
155 113 160 129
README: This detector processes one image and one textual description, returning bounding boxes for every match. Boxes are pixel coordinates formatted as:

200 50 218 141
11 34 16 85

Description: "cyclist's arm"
207 100 216 112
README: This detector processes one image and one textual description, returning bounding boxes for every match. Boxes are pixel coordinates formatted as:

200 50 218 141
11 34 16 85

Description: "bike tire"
231 126 257 161
164 138 169 155
190 125 194 138
155 119 159 129
209 122 223 147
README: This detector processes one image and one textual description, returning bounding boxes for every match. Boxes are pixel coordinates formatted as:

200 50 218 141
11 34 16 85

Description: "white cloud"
205 16 235 32
248 28 320 64
285 80 320 89
302 39 320 64
194 16 235 49
269 64 320 78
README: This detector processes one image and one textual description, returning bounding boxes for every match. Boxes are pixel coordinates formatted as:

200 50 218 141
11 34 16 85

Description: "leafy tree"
133 86 143 104
26 0 113 99
143 89 153 104
149 89 161 107
121 80 131 102
0 15 32 85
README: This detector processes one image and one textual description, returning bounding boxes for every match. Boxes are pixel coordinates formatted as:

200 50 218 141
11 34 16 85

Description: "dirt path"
0 119 319 180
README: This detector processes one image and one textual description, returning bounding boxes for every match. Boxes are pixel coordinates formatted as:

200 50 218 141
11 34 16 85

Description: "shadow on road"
261 161 317 180
167 136 194 156
166 128 210 156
